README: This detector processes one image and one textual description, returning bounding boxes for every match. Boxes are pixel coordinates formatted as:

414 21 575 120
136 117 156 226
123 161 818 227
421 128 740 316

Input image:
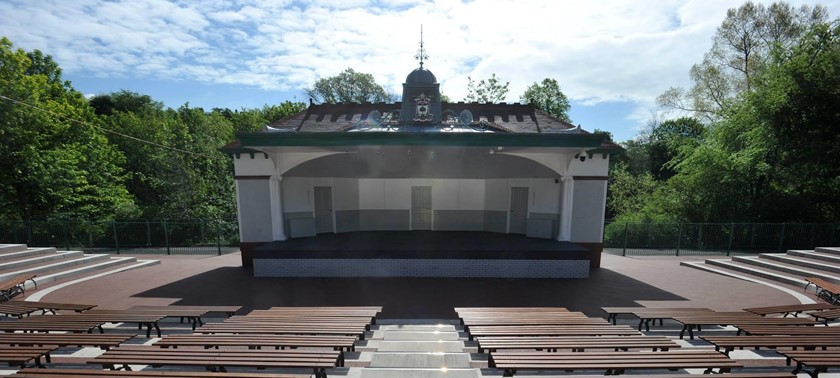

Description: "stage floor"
252 231 591 278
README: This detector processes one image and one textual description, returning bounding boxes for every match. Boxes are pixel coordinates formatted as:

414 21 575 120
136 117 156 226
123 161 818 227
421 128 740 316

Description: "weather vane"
414 25 429 68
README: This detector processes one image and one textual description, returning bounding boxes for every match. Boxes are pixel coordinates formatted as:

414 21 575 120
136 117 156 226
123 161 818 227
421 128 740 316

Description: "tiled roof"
266 102 582 134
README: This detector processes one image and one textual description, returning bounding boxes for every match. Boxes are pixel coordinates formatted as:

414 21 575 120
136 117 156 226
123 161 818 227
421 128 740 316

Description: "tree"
0 37 136 221
658 1 828 121
521 78 571 123
647 117 705 181
304 68 393 104
465 73 509 103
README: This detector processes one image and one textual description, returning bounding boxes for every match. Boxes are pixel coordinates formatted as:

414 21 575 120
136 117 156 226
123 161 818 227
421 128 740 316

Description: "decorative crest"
414 25 429 68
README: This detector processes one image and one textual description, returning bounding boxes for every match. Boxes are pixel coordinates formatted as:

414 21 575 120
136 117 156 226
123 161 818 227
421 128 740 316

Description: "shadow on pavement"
133 267 686 319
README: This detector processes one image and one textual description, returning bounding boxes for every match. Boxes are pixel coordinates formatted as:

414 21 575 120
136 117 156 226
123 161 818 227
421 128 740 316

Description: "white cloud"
2 0 839 134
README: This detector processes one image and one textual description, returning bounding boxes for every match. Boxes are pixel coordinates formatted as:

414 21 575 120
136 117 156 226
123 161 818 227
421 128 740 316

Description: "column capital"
560 176 574 182
271 175 283 181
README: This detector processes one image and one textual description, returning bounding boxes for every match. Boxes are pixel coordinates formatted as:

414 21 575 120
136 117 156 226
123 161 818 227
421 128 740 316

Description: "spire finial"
414 25 428 68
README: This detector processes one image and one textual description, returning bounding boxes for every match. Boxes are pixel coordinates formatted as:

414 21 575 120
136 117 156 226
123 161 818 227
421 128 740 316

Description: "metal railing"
604 222 840 256
0 220 240 255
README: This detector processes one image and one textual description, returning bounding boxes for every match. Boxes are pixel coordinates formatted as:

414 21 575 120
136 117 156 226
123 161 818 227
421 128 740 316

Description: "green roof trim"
236 132 608 148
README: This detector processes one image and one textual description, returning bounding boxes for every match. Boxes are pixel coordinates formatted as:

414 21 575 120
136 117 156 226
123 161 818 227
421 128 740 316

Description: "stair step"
0 254 112 281
368 352 472 368
0 245 30 254
760 253 840 274
701 259 807 287
788 250 840 265
816 247 840 256
0 247 57 262
369 341 466 353
733 256 840 283
25 256 144 289
0 251 85 272
360 368 479 378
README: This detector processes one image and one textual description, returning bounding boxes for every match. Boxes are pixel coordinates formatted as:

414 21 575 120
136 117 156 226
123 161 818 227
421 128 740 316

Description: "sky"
1 0 838 142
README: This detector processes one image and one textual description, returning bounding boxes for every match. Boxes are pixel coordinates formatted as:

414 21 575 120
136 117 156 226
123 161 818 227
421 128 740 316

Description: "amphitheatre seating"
743 303 837 317
600 307 713 329
464 325 641 341
0 346 57 368
489 349 742 376
738 325 840 336
805 277 840 304
90 345 340 377
0 304 40 319
780 349 840 378
155 334 357 364
807 308 840 325
474 335 678 353
129 305 242 318
6 300 96 315
670 312 819 339
85 309 208 331
6 369 312 378
0 333 134 350
0 275 37 302
0 318 105 334
701 335 840 356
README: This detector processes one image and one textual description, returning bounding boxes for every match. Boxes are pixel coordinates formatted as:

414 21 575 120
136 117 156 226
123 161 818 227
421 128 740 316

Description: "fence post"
63 221 70 251
622 223 629 256
216 221 222 256
831 224 837 247
200 220 206 245
88 221 94 248
727 223 734 256
112 221 120 254
25 220 32 245
778 223 787 252
675 223 682 256
163 220 171 255
145 220 151 247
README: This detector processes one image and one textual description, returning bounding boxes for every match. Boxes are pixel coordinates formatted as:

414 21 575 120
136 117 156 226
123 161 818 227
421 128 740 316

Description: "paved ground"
32 252 810 319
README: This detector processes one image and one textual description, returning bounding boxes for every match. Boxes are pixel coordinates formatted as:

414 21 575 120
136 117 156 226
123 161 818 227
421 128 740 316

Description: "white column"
269 175 287 241
557 176 575 241
234 180 244 242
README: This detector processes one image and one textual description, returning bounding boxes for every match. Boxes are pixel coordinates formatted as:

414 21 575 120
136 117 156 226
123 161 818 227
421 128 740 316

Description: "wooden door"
509 187 529 234
314 186 334 234
412 186 432 230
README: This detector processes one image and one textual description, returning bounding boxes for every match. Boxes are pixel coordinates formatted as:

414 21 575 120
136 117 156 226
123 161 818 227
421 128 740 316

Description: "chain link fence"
604 222 840 256
0 220 240 255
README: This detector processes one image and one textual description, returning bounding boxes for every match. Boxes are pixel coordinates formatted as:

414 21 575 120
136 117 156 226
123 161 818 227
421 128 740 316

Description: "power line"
0 94 217 158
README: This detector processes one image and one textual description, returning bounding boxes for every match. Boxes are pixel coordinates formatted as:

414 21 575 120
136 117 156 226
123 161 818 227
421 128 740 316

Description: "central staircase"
681 246 840 289
0 244 158 295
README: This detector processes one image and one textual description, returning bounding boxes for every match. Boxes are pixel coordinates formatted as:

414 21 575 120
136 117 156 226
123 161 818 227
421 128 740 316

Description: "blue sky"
2 0 837 142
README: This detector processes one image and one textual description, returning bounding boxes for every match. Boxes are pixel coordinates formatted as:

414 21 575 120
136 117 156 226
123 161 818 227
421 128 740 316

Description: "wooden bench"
7 368 312 377
155 333 358 359
0 303 40 318
779 349 840 378
738 325 840 336
6 300 97 314
255 308 380 324
671 312 818 339
91 345 340 377
600 307 714 329
0 320 105 334
474 335 679 353
225 315 376 330
0 346 56 368
744 303 838 317
464 325 641 341
85 309 207 332
702 335 840 356
0 333 134 350
129 305 242 318
0 275 37 302
489 349 742 376
805 277 840 304
808 308 840 325
195 323 369 339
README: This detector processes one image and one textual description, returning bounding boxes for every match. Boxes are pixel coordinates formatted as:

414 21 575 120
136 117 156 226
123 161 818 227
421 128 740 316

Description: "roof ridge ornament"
414 25 429 68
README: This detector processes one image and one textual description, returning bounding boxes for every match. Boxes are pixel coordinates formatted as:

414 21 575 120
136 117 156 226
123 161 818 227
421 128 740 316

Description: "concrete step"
816 247 840 256
701 259 807 287
359 369 480 378
760 253 840 275
381 331 460 341
0 247 57 262
26 257 159 289
0 245 30 254
0 251 85 272
368 352 472 368
788 249 840 265
365 340 466 353
733 255 840 283
0 254 112 281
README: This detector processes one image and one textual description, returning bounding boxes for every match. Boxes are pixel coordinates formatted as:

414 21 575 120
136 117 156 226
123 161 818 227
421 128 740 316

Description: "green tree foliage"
646 117 705 181
0 37 136 221
304 68 393 104
521 78 572 123
465 73 509 103
657 1 827 121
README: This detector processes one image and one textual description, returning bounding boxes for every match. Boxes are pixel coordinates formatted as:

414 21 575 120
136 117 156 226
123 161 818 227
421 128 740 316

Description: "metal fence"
0 220 240 255
604 222 840 256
